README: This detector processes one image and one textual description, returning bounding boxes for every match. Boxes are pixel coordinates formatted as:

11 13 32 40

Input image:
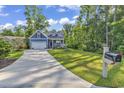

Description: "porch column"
63 39 64 44
63 39 64 47
47 39 48 49
52 40 53 48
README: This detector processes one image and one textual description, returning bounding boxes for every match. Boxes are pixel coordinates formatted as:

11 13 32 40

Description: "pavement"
0 50 99 88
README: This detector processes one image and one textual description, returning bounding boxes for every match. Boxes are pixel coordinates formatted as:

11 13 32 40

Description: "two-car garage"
30 40 47 49
29 30 48 50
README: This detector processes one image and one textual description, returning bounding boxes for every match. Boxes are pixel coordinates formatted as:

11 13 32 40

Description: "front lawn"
48 48 124 87
6 50 24 59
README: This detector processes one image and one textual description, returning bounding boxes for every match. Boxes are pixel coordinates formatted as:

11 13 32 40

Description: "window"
37 32 41 38
56 40 61 44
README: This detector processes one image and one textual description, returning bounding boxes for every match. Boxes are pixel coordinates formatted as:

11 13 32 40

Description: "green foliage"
10 38 27 50
14 25 25 37
63 5 124 53
6 50 24 59
0 25 25 37
118 45 124 54
63 23 74 48
0 39 12 59
49 49 124 87
1 29 14 36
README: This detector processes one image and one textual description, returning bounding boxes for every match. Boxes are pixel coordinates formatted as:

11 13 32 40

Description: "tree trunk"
105 6 109 47
111 5 117 50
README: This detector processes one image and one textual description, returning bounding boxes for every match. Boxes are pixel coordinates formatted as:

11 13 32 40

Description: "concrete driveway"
0 50 97 88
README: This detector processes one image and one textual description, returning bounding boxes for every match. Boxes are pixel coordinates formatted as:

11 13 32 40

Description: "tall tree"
24 5 49 47
104 6 109 46
14 25 25 37
62 5 124 53
63 23 73 47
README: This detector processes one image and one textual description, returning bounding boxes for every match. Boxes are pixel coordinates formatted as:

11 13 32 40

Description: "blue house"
29 30 64 49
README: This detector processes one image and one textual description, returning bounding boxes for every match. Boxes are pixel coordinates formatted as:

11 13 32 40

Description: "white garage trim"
31 41 47 49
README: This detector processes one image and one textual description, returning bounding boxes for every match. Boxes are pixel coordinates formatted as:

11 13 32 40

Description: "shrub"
118 45 124 54
1 36 27 50
11 38 27 50
0 39 12 59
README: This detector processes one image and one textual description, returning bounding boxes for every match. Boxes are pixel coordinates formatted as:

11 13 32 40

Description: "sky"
0 5 80 31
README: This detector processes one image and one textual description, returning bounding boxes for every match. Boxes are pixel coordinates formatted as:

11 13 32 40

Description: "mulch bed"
0 59 17 69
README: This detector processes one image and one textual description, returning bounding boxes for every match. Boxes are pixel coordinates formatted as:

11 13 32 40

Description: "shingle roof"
46 32 64 38
30 30 64 39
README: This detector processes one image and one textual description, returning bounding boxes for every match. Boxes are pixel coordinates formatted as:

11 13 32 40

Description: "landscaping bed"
48 48 124 87
0 50 23 69
0 59 17 69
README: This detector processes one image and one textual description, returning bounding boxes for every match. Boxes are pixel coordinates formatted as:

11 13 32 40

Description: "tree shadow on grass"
59 54 102 84
50 49 124 87
59 52 101 63
60 53 101 69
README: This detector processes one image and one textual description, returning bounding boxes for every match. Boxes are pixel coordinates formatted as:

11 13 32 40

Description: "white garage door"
31 41 47 49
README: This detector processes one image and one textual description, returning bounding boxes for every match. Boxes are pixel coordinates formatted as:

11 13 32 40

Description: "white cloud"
59 17 70 25
0 25 4 31
45 5 55 9
0 5 5 12
59 5 80 11
0 23 14 30
16 20 27 26
0 13 9 16
0 5 9 17
59 17 75 25
57 8 66 12
15 9 22 13
48 19 58 25
0 20 27 31
73 15 79 19
4 23 14 28
70 20 75 24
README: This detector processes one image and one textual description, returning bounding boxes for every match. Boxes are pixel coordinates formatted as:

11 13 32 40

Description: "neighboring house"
29 30 64 49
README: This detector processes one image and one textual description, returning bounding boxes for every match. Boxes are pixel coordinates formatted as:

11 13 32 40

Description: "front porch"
48 39 64 48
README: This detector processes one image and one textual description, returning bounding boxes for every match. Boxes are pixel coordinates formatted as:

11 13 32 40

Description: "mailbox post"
102 46 109 78
102 46 122 78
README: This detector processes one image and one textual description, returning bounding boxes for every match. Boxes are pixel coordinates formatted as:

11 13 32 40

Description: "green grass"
6 50 24 59
48 48 124 87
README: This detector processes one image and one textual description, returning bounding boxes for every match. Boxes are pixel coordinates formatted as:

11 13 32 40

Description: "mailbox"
104 52 122 64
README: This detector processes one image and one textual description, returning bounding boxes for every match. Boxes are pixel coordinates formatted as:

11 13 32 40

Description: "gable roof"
29 30 48 39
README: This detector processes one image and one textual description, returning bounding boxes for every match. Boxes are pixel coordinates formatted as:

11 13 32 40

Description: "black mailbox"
105 52 122 62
